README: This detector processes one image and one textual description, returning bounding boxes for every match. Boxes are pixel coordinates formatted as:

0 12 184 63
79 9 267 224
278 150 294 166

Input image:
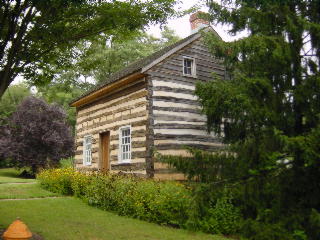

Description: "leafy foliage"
36 27 180 131
0 0 178 97
0 83 31 121
157 148 238 183
37 82 84 130
38 168 241 234
157 1 320 239
65 27 181 84
199 0 320 216
0 97 74 174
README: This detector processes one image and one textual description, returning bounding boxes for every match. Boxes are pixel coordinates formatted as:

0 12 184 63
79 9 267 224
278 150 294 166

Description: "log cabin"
70 12 225 180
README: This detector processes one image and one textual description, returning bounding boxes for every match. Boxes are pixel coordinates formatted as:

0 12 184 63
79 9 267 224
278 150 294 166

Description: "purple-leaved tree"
1 96 74 174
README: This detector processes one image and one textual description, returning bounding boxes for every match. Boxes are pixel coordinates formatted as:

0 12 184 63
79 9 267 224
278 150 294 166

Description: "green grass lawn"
0 168 35 183
0 183 61 199
0 198 227 240
0 168 229 240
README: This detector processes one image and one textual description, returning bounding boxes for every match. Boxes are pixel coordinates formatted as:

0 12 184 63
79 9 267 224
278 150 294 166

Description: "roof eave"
141 32 202 73
70 71 146 108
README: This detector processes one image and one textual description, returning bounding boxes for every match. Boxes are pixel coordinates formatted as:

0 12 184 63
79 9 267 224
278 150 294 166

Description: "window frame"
118 125 132 163
182 56 196 77
83 135 92 166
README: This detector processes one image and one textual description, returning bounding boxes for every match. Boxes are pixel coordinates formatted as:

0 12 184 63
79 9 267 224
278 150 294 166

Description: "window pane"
120 127 131 161
183 59 193 75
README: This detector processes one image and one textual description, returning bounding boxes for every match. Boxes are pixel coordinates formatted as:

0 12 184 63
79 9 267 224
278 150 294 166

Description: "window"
183 57 196 76
83 135 92 166
119 126 131 163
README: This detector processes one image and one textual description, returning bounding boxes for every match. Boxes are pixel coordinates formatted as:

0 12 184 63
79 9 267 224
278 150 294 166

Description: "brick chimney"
190 11 210 34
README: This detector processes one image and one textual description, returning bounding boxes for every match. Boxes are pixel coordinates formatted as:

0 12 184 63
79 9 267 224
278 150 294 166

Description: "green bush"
37 168 75 195
38 168 241 234
71 171 91 198
82 174 191 227
59 158 74 168
200 193 242 234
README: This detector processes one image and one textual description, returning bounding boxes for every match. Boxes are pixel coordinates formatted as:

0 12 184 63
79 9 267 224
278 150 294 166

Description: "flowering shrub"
37 168 240 234
37 168 75 195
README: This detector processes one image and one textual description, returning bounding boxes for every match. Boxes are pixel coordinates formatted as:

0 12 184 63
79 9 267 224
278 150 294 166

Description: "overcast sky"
147 0 242 42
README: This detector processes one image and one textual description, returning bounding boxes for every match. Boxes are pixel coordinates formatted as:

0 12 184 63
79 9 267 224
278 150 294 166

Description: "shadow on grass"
0 168 35 180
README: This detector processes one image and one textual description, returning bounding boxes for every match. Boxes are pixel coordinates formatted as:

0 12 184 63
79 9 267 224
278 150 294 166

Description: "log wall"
146 38 225 180
74 78 149 175
74 36 224 179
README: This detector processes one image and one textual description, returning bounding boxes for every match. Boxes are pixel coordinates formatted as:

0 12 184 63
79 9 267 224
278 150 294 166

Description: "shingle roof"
70 31 203 105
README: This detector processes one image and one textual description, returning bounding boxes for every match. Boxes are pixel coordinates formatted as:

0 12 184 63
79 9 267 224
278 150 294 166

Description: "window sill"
114 161 132 166
183 74 197 78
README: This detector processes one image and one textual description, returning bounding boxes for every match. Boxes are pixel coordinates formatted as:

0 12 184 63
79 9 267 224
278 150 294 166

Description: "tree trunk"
0 73 12 99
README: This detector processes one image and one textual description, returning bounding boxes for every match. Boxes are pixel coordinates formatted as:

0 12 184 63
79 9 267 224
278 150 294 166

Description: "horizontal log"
152 100 200 111
154 123 206 130
77 110 147 136
154 133 221 143
111 162 146 171
77 100 146 125
78 79 147 111
76 120 147 143
152 106 201 115
148 71 203 85
152 79 195 90
77 89 147 118
154 143 222 151
153 113 205 123
152 86 194 95
152 95 200 106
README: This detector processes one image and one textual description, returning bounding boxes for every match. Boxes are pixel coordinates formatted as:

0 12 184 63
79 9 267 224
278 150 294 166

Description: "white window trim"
118 125 132 163
83 135 92 166
182 56 197 77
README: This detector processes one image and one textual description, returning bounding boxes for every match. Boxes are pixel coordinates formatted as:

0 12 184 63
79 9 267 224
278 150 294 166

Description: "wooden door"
100 132 110 172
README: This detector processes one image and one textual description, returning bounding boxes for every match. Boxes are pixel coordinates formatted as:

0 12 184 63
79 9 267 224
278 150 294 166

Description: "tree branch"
0 1 10 37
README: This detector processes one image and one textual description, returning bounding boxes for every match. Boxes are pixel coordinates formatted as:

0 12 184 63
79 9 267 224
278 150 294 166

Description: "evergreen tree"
160 1 320 238
194 0 320 237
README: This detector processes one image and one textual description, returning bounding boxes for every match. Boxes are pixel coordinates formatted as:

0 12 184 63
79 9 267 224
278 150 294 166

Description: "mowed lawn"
0 183 60 199
0 168 35 183
0 168 229 240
